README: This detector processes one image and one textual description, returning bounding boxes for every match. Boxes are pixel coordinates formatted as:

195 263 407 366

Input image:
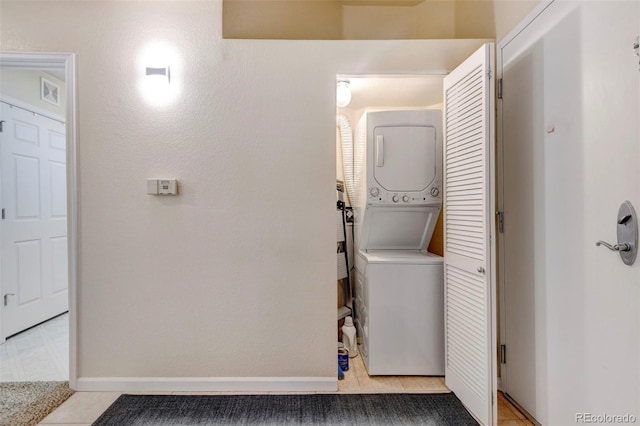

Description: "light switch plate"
147 179 159 195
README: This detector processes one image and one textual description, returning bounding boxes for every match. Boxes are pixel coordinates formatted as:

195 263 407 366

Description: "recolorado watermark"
576 413 637 424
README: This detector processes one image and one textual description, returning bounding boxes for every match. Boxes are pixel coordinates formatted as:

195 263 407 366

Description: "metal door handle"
477 267 485 274
596 241 632 252
3 293 15 306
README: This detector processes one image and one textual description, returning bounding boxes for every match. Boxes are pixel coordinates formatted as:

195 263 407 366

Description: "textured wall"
342 1 456 39
222 0 543 41
454 1 496 39
0 0 488 383
223 0 457 40
223 0 343 39
493 0 545 41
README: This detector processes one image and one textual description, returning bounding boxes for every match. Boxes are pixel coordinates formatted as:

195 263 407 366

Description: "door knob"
477 267 485 274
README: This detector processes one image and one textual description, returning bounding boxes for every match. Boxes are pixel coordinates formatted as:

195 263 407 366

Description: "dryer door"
373 125 437 192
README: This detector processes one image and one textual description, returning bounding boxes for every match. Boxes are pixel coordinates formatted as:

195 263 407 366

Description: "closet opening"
334 74 447 392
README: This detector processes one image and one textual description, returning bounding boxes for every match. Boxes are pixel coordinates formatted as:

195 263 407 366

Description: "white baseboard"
75 377 338 393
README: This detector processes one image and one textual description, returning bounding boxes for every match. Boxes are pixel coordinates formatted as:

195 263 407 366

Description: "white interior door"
443 43 496 425
1 101 68 339
497 1 640 423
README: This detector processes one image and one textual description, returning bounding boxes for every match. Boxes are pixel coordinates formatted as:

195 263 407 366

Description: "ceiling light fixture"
337 80 352 108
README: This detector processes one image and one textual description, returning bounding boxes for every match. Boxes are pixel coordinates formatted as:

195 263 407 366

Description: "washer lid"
358 205 440 250
362 250 443 265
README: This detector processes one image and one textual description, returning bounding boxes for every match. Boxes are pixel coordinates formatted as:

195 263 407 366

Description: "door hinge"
497 78 503 99
487 68 493 80
501 344 507 364
2 208 5 220
0 120 5 132
497 211 504 233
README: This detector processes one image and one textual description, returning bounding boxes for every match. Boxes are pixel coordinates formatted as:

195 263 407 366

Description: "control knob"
392 194 399 203
370 187 379 197
402 195 410 202
430 187 440 197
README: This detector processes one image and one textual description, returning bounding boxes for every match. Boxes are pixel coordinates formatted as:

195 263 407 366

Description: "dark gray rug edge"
93 392 478 426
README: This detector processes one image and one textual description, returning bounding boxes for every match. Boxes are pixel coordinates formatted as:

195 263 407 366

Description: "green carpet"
0 381 74 426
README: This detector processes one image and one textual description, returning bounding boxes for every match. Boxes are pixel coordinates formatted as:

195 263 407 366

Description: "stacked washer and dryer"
353 110 445 376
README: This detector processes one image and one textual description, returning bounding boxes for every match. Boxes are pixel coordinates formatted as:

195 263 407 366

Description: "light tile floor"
337 353 449 393
37 354 532 425
498 391 534 426
2 317 532 424
0 313 68 382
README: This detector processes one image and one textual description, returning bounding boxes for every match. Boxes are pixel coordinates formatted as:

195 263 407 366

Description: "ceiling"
340 75 444 110
339 0 426 5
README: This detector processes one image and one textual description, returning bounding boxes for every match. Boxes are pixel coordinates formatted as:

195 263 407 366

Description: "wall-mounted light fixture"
145 66 170 83
337 80 351 108
138 42 179 107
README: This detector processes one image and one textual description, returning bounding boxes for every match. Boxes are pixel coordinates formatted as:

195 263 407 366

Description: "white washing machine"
354 250 444 375
352 109 444 376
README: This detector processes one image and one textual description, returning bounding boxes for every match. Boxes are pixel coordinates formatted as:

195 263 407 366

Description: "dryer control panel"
367 182 442 206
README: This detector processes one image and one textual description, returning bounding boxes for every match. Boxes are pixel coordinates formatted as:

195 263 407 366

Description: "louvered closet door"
443 43 496 426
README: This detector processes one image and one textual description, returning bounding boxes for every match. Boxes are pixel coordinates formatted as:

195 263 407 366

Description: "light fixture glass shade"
336 81 351 108
138 42 180 107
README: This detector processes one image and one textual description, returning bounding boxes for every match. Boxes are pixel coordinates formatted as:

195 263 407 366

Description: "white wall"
223 1 343 39
493 0 546 42
223 0 544 41
500 1 640 423
342 1 456 39
0 69 66 116
0 0 488 388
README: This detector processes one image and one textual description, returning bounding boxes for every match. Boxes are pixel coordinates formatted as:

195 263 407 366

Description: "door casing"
0 52 78 388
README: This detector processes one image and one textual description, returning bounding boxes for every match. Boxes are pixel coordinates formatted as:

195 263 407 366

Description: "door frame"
0 52 78 388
